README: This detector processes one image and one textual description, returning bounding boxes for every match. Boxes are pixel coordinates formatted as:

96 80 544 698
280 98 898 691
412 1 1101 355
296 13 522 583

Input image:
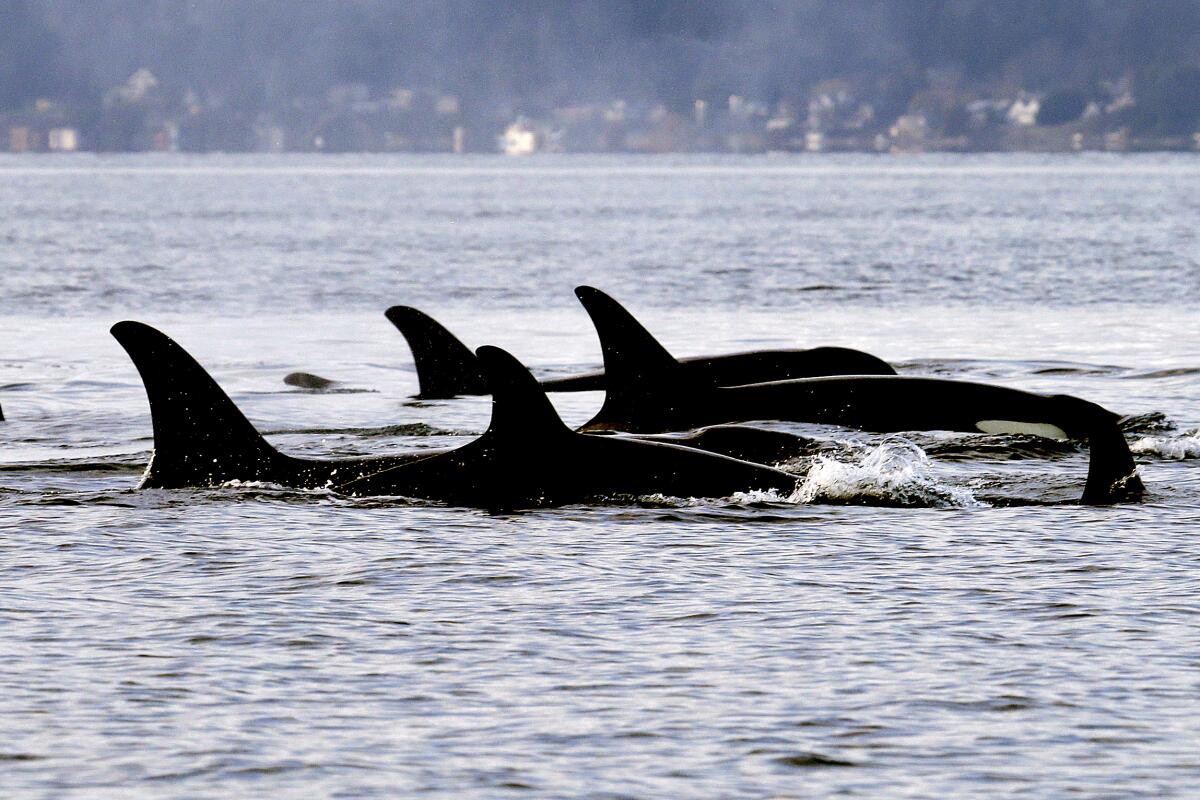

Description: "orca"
111 321 437 489
333 346 800 506
574 286 1143 505
111 322 803 494
385 300 894 399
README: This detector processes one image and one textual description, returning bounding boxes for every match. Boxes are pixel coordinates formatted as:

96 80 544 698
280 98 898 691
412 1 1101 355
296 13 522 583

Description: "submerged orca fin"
111 321 288 488
475 346 573 441
574 285 707 431
284 371 338 390
385 306 488 398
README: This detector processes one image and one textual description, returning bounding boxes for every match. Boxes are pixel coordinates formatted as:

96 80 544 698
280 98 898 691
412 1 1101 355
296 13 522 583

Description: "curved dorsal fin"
574 286 706 431
385 306 487 398
574 286 681 380
475 346 573 440
110 321 284 488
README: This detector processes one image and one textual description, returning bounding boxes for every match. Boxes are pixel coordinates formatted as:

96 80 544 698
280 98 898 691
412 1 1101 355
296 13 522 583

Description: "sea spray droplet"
793 438 984 508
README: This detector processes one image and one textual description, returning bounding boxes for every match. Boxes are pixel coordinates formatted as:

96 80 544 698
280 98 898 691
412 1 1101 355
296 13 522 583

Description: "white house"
501 120 537 155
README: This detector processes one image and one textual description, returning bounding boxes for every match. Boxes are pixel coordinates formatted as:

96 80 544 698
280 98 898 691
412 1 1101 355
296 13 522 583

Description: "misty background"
3 0 1200 151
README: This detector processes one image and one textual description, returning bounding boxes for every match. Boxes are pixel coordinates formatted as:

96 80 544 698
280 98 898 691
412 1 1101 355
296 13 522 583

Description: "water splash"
791 439 984 508
1131 431 1200 460
1119 411 1173 434
218 479 337 497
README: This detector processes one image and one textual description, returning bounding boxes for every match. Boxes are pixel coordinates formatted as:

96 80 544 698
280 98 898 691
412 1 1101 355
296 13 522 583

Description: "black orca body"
385 302 894 399
598 425 817 466
111 322 436 489
574 287 1143 505
334 347 800 506
112 322 799 503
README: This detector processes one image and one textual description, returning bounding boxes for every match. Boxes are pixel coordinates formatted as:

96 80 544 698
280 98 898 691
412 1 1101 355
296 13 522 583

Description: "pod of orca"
93 285 1145 509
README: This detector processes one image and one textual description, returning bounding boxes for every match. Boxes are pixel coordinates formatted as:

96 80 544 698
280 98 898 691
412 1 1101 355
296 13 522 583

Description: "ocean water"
2 153 1199 798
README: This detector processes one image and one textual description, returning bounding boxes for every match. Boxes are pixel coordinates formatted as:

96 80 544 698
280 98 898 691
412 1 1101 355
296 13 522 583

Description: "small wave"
791 439 984 508
8 489 141 507
1121 367 1200 380
922 434 1079 461
899 358 1126 379
245 387 379 395
263 423 467 438
0 458 145 474
1131 431 1200 460
333 494 443 509
282 387 378 395
1029 362 1127 376
1119 411 1173 434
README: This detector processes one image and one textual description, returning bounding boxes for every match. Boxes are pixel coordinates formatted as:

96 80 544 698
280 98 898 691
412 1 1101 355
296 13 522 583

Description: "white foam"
641 489 799 507
790 439 984 508
729 488 796 504
219 479 331 494
1130 431 1200 460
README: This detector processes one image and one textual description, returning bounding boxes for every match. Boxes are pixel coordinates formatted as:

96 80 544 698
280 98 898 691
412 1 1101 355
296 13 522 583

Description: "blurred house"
501 120 537 155
888 114 928 151
1007 95 1040 126
48 127 78 151
8 126 37 152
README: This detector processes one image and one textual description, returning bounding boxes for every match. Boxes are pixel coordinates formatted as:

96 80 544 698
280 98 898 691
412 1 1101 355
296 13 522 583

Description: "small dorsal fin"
110 321 284 488
283 371 337 390
574 286 705 431
475 346 573 440
385 306 488 398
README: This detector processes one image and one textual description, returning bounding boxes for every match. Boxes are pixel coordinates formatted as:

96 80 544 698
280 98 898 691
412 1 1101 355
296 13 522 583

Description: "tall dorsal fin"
475 346 573 440
385 306 487 398
574 286 683 382
110 321 285 488
574 285 705 431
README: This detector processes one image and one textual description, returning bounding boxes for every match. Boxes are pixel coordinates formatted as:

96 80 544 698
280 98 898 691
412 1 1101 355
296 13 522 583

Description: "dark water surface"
2 154 1200 798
